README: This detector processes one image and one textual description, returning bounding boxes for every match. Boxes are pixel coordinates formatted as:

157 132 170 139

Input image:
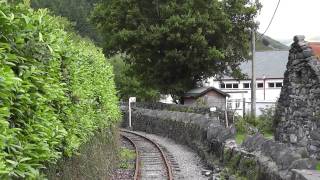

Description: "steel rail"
120 133 140 180
120 129 173 180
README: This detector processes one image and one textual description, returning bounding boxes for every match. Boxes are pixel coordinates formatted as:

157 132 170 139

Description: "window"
257 83 264 88
220 83 225 88
243 83 250 88
276 82 283 87
268 83 275 88
224 83 239 89
268 82 283 88
226 84 232 88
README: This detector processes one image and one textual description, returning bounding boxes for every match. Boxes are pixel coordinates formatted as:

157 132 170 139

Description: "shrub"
0 1 120 178
235 106 275 137
234 117 248 134
258 106 275 134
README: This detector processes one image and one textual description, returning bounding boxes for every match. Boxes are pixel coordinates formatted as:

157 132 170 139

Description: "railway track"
120 129 174 180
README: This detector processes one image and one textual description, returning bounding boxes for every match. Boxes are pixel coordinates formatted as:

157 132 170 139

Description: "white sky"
257 0 320 44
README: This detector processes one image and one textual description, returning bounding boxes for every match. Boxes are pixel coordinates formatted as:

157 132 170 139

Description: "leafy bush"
257 106 275 134
0 1 120 178
235 106 275 138
234 117 248 134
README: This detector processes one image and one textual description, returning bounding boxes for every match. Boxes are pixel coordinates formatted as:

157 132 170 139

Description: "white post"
128 101 131 128
128 97 136 129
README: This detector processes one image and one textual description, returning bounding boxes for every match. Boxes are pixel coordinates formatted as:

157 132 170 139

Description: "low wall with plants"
129 102 235 124
123 107 318 179
134 102 212 114
0 1 120 179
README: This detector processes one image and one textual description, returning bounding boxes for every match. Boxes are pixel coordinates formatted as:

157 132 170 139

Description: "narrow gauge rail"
120 129 173 180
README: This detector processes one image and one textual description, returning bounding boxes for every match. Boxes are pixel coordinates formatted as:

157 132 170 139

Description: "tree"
92 0 260 99
110 55 161 102
29 0 161 102
31 0 102 43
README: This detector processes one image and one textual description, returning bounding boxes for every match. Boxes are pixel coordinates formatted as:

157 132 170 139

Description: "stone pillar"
275 35 320 159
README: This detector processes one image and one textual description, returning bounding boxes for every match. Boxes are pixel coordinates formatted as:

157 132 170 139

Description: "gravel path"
134 131 210 180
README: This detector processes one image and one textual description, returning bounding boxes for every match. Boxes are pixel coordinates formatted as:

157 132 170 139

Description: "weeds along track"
120 129 173 180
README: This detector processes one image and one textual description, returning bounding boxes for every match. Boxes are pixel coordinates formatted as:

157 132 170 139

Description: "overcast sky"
257 0 319 45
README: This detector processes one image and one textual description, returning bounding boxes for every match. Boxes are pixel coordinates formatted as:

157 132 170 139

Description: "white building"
205 51 289 116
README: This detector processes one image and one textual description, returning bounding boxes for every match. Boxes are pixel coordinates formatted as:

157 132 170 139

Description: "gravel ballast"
134 131 210 180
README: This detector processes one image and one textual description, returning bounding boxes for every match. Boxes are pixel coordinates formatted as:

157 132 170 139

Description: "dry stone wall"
275 35 320 159
122 106 317 179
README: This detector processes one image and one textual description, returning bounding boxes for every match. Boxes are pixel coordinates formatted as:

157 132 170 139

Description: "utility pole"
249 0 257 118
251 26 256 117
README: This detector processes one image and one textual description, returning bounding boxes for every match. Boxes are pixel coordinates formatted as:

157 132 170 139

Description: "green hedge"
0 1 120 179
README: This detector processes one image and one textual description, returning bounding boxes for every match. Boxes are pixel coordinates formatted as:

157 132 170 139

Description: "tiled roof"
225 51 289 79
309 42 320 57
184 86 230 98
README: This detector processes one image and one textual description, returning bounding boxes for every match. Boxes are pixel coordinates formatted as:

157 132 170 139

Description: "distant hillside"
256 34 289 51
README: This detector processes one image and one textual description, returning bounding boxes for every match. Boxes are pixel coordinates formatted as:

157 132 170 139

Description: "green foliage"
110 55 160 101
258 106 275 134
0 1 120 178
92 0 260 97
118 147 135 169
31 0 102 43
195 97 207 107
235 106 275 142
316 162 320 171
45 128 119 179
235 117 249 134
235 133 246 144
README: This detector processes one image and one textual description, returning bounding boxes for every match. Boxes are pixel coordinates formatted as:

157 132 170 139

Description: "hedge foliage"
0 1 120 178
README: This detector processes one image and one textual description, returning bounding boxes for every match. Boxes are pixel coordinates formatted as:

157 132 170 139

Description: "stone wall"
123 107 317 179
128 102 235 124
134 102 212 114
275 35 320 159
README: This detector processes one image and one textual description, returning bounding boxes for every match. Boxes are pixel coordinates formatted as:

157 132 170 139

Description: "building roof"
309 42 320 57
184 86 230 98
224 51 289 79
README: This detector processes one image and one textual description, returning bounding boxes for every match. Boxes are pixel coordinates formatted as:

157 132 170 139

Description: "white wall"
205 78 283 116
159 95 174 104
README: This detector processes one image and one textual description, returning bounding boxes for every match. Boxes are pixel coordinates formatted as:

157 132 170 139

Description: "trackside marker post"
128 97 136 129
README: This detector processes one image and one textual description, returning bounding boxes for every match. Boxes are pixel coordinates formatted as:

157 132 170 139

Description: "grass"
316 162 320 171
118 147 136 169
235 133 247 144
263 132 274 140
235 132 274 145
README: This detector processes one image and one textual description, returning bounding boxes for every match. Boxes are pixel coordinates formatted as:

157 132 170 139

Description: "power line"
258 0 281 40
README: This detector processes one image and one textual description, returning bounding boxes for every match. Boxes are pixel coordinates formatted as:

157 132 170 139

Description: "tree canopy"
31 0 102 43
30 0 161 101
110 55 160 101
92 0 260 97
